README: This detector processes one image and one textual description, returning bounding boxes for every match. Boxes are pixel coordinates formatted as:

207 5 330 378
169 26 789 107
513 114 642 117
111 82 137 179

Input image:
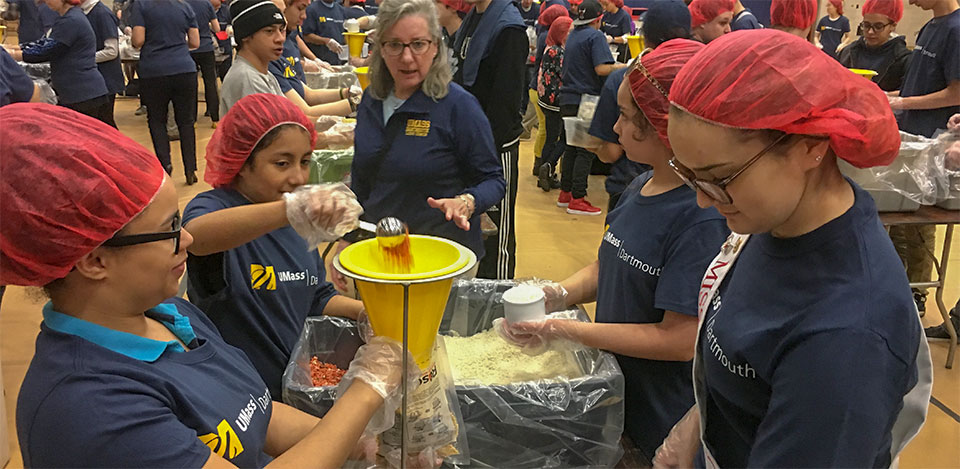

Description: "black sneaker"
913 289 927 314
924 310 960 343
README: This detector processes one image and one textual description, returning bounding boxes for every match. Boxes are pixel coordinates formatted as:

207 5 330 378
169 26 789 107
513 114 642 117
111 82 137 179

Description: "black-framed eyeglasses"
381 39 434 57
668 133 788 205
102 213 182 254
861 21 893 32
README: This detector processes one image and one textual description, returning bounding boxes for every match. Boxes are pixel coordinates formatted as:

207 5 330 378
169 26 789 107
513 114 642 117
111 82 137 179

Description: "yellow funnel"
355 66 370 90
627 35 645 58
343 32 368 58
849 68 878 80
334 235 476 369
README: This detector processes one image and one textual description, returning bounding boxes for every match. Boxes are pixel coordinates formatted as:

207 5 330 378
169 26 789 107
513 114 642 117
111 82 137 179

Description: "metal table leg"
933 225 956 369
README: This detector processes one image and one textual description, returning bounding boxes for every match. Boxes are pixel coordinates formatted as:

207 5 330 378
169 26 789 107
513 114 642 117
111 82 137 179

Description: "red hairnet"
204 93 317 188
0 104 165 286
628 39 704 148
439 0 471 14
669 30 900 168
610 0 624 9
538 4 569 26
770 0 817 30
547 16 574 45
828 0 843 15
689 0 734 28
862 0 902 22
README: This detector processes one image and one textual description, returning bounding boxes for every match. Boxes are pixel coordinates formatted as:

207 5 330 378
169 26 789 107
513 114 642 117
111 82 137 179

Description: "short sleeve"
268 60 297 94
23 375 212 467
1 50 35 106
654 217 728 316
129 1 145 27
945 24 960 81
49 15 79 47
588 70 623 142
591 31 615 67
183 192 231 226
184 2 199 29
842 17 851 33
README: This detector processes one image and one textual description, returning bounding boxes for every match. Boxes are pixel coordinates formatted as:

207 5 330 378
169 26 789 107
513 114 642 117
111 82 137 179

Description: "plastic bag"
563 116 602 149
310 149 354 185
840 131 960 208
305 69 360 89
284 183 363 246
33 79 57 105
315 116 356 150
17 61 51 81
119 34 140 61
283 316 364 418
577 94 600 121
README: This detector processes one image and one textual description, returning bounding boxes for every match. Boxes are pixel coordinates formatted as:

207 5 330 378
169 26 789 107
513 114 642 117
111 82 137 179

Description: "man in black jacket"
838 0 910 92
452 0 527 279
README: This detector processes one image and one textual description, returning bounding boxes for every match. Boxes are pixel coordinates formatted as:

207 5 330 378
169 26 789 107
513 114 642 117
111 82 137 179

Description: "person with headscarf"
730 0 761 30
1 103 409 468
642 0 692 48
651 29 931 468
184 93 366 398
536 16 574 191
600 0 633 62
769 0 817 37
838 0 910 92
502 39 730 466
688 0 733 43
531 3 570 182
815 0 851 59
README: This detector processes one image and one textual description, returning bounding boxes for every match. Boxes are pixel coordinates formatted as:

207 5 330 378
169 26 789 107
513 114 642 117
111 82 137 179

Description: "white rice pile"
443 328 583 386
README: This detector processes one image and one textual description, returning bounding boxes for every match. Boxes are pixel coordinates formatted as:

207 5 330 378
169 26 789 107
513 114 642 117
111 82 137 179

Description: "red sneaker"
566 198 602 215
557 191 572 207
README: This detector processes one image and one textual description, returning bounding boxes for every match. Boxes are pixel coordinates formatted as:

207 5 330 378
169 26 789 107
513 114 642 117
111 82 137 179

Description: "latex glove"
336 336 419 435
348 84 363 105
326 38 345 54
948 113 960 130
888 95 905 110
652 406 701 469
493 313 580 354
316 115 339 133
516 278 569 312
427 196 473 231
284 183 363 247
945 140 960 171
605 34 614 43
356 308 374 343
302 58 321 73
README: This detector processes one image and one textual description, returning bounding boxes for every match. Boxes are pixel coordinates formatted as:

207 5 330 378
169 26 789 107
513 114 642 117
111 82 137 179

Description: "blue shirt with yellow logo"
269 29 306 98
16 297 273 468
184 188 339 398
596 172 728 460
302 0 345 64
352 83 506 259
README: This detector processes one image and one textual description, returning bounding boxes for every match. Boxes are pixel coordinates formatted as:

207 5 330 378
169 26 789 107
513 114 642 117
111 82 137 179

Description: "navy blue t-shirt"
184 189 339 398
518 2 540 27
352 84 506 259
731 8 762 30
302 0 346 64
215 5 233 59
0 49 35 106
186 0 217 53
817 15 850 59
129 0 199 78
343 5 368 20
560 25 615 106
43 7 108 104
698 181 923 467
602 8 633 36
16 298 273 468
596 172 729 459
898 9 960 137
588 67 647 194
269 29 306 98
12 0 58 43
85 2 125 95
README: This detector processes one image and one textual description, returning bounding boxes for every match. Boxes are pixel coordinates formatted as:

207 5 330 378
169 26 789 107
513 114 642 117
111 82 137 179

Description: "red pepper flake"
310 357 347 387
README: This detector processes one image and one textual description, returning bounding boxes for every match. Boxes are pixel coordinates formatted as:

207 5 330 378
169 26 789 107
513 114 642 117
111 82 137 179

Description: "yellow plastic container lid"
338 235 471 281
849 68 879 79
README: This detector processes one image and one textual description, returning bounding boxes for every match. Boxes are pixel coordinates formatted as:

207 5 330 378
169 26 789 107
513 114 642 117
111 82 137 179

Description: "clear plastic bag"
839 131 960 209
315 116 356 150
310 149 354 185
305 69 360 89
577 94 600 121
33 79 57 105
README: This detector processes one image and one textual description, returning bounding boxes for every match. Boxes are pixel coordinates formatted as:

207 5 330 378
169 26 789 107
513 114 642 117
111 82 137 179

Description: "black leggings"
560 103 596 199
62 94 116 128
192 50 219 122
140 71 197 174
540 104 563 169
216 56 232 83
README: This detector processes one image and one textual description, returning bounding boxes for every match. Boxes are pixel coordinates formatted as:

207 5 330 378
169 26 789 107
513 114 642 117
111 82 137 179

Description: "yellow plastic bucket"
355 66 370 90
343 32 368 58
336 235 476 369
626 35 645 58
849 68 878 79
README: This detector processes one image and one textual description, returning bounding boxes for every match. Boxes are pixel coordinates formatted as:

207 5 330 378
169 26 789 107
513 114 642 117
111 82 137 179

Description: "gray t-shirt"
220 55 284 113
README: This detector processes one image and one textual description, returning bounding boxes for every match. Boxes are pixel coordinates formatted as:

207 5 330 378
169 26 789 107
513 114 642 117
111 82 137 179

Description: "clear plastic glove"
348 84 363 105
888 95 904 110
493 311 580 354
515 278 569 312
948 113 960 130
336 336 420 436
283 183 363 247
605 34 614 43
356 308 374 343
652 405 701 469
326 38 345 54
945 140 960 171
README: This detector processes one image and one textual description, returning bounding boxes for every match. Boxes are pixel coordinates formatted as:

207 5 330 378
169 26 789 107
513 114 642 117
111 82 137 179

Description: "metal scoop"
375 217 408 246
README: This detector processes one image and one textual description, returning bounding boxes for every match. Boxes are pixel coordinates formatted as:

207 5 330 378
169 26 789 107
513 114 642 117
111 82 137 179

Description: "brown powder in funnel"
378 228 413 273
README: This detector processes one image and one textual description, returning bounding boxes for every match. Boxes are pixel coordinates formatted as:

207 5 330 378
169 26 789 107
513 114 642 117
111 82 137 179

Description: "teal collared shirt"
42 302 199 362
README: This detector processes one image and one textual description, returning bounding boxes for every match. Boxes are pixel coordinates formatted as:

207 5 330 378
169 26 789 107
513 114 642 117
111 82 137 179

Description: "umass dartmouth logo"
251 264 277 290
198 420 245 459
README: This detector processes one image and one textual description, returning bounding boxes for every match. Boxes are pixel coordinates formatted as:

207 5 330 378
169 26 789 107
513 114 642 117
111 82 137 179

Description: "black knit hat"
230 0 286 42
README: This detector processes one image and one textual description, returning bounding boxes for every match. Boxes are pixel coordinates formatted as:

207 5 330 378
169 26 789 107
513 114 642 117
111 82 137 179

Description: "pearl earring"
816 155 823 162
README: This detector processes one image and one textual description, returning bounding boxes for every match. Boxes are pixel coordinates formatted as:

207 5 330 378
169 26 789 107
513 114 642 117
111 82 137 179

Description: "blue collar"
42 302 199 362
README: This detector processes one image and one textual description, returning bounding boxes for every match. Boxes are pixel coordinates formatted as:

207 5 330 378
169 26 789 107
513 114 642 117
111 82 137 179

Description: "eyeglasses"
861 21 893 32
633 58 668 98
102 213 182 254
381 39 434 57
668 133 788 205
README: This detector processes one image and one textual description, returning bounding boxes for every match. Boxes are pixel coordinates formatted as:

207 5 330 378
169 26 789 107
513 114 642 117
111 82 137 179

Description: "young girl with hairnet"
815 0 851 59
687 0 733 43
502 39 730 465
184 93 366 399
1 104 411 468
652 29 931 468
